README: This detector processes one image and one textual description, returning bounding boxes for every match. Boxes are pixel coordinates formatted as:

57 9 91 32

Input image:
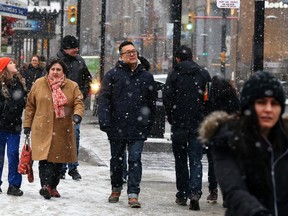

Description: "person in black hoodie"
0 57 27 196
163 45 211 210
48 35 92 181
205 75 240 204
22 54 44 92
199 71 288 216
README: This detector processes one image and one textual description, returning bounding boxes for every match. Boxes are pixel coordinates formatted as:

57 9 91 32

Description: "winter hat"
240 71 286 113
0 57 11 74
61 35 79 49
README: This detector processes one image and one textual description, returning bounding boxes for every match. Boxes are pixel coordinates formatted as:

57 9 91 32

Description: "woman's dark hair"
30 54 40 62
46 58 68 76
175 45 192 61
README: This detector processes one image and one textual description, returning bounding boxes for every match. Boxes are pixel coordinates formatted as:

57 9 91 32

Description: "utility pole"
253 0 265 72
220 8 228 78
76 0 81 51
100 0 106 81
60 0 64 41
171 0 182 68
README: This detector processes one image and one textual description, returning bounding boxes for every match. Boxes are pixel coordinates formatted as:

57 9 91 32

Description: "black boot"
7 185 23 196
68 168 82 180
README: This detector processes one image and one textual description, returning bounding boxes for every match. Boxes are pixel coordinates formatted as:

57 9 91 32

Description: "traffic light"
202 52 208 57
68 5 77 25
184 12 195 31
220 52 226 63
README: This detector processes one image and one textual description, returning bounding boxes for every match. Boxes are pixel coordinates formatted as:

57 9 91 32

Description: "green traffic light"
186 23 193 30
70 17 76 23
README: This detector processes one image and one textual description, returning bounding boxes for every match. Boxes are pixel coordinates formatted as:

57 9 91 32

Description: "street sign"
0 0 28 20
217 0 240 9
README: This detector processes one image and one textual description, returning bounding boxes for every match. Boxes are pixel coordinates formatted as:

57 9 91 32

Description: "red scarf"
47 75 68 118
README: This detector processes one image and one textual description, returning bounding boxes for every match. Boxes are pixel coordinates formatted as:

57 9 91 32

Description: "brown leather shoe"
39 185 52 199
108 191 121 203
128 198 141 208
51 188 61 198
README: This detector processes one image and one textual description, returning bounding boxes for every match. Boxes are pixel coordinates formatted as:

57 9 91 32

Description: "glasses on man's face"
121 50 137 56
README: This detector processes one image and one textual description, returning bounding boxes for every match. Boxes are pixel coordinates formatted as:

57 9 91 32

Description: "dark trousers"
39 160 62 189
109 139 144 196
206 148 218 191
171 128 203 200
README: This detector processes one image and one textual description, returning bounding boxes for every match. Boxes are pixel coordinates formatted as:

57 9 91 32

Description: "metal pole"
77 0 81 51
171 0 182 68
221 8 228 78
253 0 265 72
60 0 64 41
100 0 106 81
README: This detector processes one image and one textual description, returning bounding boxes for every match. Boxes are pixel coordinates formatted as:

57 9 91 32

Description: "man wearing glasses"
98 41 157 208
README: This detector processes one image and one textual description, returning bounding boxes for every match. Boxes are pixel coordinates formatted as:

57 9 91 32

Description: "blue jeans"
61 124 80 173
171 128 203 200
0 131 22 187
110 139 144 196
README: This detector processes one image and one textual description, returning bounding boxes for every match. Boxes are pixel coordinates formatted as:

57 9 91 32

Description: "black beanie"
61 35 79 49
240 71 286 113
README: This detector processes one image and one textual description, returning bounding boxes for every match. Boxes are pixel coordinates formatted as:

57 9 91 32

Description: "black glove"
73 114 82 124
24 127 31 135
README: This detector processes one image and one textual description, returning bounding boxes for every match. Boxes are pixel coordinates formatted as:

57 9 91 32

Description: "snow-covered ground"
0 112 225 216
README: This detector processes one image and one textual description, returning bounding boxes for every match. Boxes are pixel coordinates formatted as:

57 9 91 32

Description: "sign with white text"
0 0 28 19
217 0 240 9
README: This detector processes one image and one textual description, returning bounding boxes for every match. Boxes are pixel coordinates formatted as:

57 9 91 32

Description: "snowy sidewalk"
0 111 225 216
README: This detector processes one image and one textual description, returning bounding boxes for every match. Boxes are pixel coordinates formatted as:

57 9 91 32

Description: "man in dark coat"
22 55 44 92
163 45 211 211
98 41 157 208
48 35 92 180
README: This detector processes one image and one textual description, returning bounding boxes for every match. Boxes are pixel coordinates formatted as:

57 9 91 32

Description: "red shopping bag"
18 135 34 183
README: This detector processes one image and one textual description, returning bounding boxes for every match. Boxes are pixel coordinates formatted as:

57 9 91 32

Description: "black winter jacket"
22 64 44 92
199 112 288 216
49 50 92 99
0 76 27 132
163 59 211 132
98 61 157 140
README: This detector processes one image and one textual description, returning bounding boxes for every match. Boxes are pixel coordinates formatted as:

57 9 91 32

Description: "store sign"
12 20 40 31
265 1 288 8
0 0 28 19
217 0 240 8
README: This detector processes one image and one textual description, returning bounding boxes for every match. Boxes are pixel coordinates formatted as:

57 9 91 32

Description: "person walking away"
22 54 44 93
0 57 27 196
199 71 288 216
23 59 84 199
204 75 240 204
48 35 92 180
163 45 211 211
98 41 157 208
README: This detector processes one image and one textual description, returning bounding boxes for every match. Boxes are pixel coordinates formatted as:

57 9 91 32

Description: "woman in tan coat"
23 59 84 199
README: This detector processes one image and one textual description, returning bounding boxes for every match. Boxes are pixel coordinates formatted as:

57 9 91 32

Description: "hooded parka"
98 61 157 140
163 59 211 131
199 111 288 216
23 76 84 163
